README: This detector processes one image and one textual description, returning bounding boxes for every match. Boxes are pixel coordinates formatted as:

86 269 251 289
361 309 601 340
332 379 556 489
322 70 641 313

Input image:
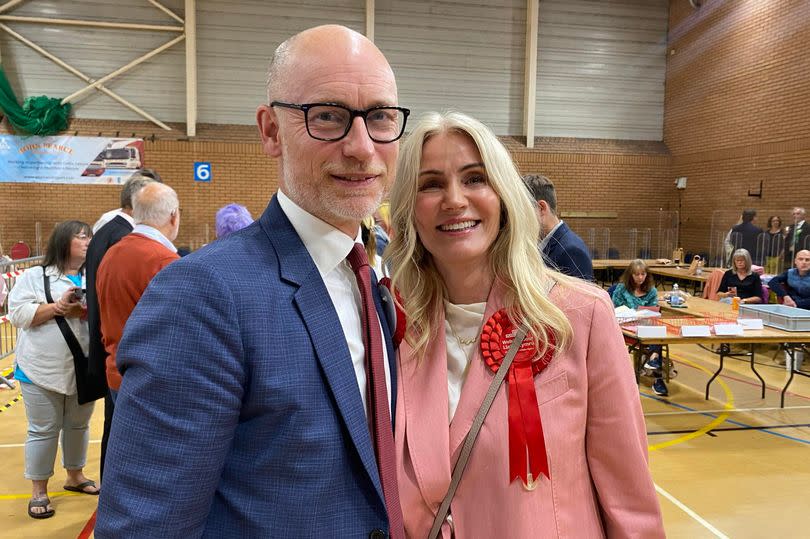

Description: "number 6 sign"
194 162 212 182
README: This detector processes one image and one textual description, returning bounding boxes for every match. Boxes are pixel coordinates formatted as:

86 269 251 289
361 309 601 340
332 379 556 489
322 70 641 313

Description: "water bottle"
670 283 682 306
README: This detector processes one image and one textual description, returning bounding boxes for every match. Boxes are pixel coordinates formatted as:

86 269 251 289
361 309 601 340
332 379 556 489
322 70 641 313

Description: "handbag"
42 266 100 403
427 322 531 539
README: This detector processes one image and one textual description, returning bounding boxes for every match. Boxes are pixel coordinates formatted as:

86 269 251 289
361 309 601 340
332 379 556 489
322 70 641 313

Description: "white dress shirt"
132 224 178 253
539 219 564 250
93 208 135 233
8 266 88 395
277 190 392 415
444 300 487 421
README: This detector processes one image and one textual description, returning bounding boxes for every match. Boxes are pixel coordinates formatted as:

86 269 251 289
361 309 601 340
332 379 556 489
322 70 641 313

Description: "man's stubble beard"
279 144 387 224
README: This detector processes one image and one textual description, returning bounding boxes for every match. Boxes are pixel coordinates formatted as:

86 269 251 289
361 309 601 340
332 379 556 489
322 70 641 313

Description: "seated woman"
717 248 763 305
387 111 663 538
611 259 669 397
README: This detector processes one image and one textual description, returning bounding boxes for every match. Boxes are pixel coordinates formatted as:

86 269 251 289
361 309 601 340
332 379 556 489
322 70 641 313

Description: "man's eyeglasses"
270 101 410 143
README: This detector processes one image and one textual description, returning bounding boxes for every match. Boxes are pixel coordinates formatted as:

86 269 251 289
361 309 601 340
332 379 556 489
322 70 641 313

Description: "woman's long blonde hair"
386 111 576 359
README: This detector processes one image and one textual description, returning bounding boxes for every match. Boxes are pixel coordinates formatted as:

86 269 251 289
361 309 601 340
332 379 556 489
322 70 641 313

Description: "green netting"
0 66 71 136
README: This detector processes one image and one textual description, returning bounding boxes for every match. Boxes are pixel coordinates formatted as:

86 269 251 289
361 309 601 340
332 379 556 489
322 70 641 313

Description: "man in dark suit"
729 209 764 263
785 207 810 266
96 25 407 538
523 174 594 280
83 171 158 479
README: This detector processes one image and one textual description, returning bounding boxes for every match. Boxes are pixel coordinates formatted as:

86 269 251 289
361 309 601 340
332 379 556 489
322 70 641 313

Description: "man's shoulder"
88 216 131 252
163 223 282 285
560 224 589 252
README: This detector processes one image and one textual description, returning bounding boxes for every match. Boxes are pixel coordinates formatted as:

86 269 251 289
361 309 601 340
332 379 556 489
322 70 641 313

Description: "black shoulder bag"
42 266 100 403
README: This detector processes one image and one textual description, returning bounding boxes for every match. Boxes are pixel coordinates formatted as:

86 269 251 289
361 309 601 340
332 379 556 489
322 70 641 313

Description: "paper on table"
637 325 667 338
714 323 745 336
738 318 764 330
681 325 711 337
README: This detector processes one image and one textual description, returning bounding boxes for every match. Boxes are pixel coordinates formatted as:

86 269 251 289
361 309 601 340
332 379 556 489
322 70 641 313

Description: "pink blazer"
395 283 664 538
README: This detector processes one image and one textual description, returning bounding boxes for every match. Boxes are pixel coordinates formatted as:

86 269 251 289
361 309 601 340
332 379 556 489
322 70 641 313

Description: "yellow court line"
647 354 734 451
0 491 82 500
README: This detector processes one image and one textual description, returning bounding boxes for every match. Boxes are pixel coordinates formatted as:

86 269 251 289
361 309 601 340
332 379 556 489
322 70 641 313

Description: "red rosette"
480 308 556 489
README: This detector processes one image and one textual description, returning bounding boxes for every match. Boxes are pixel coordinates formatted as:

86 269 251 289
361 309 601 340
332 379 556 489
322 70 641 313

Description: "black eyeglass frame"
270 101 410 143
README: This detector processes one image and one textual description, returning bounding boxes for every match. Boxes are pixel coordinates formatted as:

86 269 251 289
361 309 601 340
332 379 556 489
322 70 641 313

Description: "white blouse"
8 266 88 395
444 300 487 422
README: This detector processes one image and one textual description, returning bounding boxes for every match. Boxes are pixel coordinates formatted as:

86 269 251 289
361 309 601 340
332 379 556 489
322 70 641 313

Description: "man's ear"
257 105 282 157
537 200 550 217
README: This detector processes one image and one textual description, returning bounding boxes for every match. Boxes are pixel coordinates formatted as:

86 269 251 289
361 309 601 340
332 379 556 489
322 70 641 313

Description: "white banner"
0 135 145 184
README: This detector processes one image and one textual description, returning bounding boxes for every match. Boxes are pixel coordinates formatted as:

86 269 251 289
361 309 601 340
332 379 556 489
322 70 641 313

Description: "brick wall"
2 1 807 262
666 0 810 255
0 119 671 257
0 120 277 253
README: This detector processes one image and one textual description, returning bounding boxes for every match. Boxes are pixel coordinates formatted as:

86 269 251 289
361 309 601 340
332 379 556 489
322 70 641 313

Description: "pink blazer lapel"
399 323 453 504
448 282 506 460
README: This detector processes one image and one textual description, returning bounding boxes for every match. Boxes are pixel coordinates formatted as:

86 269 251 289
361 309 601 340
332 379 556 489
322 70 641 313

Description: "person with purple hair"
215 203 253 239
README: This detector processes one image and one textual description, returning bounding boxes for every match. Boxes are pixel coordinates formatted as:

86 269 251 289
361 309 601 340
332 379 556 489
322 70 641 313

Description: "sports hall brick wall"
3 1 807 262
666 0 810 254
0 118 671 256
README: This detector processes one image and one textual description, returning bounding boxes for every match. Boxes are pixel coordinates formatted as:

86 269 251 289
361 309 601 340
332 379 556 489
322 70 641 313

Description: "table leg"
781 345 796 408
748 343 766 398
705 344 727 400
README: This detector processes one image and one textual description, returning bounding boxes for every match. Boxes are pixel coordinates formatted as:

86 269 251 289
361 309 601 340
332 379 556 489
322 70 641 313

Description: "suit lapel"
400 326 453 504
261 197 385 504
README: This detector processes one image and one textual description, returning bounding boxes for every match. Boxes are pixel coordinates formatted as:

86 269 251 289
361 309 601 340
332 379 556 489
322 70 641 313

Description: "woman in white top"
8 220 98 519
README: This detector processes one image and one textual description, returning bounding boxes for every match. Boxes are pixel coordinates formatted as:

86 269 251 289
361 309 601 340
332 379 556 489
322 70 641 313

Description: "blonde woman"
387 111 663 538
717 248 763 305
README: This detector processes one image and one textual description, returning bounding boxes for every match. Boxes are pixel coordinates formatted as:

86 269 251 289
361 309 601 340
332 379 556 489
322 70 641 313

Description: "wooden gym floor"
2 340 810 538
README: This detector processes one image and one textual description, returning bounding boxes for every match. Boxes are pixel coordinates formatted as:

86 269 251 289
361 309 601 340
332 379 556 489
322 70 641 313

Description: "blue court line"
641 392 810 446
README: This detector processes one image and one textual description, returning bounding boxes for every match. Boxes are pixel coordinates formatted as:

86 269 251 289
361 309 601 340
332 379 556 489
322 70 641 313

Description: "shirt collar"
132 224 178 253
539 219 564 250
276 190 361 277
118 210 136 227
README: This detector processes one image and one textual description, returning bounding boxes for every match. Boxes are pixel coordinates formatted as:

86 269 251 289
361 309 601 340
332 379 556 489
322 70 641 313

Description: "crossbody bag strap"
427 322 531 539
42 266 86 365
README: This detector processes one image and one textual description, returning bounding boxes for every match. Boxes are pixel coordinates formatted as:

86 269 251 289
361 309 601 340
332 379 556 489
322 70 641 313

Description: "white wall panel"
0 0 188 124
535 0 668 140
0 0 668 140
196 0 364 125
377 0 525 135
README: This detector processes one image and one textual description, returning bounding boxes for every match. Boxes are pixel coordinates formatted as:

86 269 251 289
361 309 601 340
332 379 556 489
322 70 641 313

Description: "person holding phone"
717 249 763 305
7 221 99 520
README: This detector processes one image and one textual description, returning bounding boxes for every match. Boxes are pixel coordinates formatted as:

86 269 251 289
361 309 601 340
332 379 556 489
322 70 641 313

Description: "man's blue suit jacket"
542 221 594 281
96 196 397 538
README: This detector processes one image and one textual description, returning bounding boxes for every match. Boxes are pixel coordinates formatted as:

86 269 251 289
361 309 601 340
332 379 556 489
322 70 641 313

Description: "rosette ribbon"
481 309 555 490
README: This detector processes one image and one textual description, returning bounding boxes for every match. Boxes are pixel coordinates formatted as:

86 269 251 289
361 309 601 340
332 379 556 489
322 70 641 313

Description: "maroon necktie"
346 244 405 539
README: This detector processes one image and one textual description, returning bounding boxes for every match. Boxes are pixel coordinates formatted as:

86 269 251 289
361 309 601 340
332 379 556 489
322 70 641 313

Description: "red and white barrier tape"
2 269 25 280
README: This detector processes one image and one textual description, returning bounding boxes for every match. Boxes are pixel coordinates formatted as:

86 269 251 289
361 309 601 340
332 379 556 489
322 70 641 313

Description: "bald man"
769 249 810 309
96 26 408 538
